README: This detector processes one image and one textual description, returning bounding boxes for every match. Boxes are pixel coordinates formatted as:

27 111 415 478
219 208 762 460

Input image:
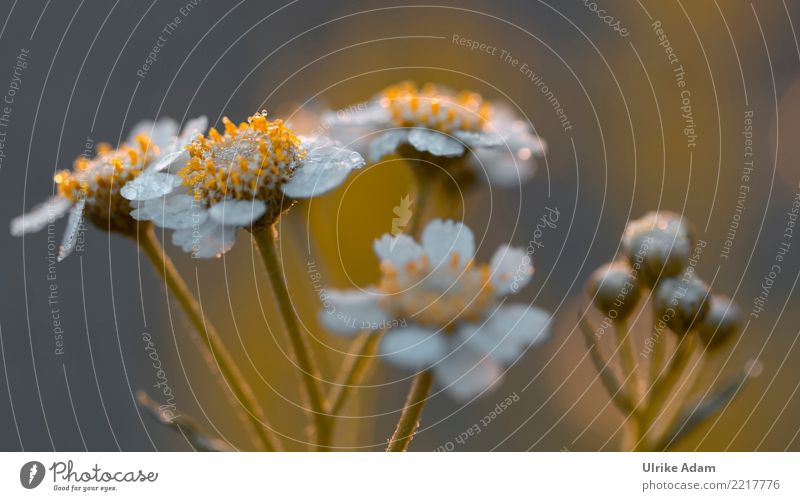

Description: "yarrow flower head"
325 81 547 187
320 219 551 401
122 111 365 258
11 116 207 260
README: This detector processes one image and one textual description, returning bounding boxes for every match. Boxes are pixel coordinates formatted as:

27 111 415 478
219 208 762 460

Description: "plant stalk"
328 331 383 416
251 224 331 450
387 370 434 452
615 319 641 403
137 224 280 451
649 309 667 388
636 334 697 450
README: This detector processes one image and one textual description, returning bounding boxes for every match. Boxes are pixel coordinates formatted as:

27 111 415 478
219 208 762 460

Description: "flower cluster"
122 111 365 257
583 211 749 451
325 81 547 187
11 117 206 260
588 211 741 344
321 219 550 401
12 82 554 451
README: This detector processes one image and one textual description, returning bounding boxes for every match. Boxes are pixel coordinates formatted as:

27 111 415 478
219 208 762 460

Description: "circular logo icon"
20 461 45 489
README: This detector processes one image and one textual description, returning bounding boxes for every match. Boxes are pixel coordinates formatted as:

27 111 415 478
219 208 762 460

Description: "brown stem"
636 334 697 451
251 224 331 450
387 371 434 452
138 224 281 451
328 331 383 416
579 316 636 416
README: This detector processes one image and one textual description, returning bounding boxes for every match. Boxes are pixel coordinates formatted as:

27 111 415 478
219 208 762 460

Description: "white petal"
284 104 326 136
457 304 550 363
318 289 390 336
58 198 86 261
467 147 532 187
281 142 364 199
373 233 423 269
173 220 236 258
129 206 151 222
128 118 179 150
407 128 464 157
454 129 504 148
312 110 381 153
520 135 547 156
172 223 199 247
197 226 236 258
296 134 329 150
121 172 182 201
484 106 546 152
11 196 72 236
208 199 266 227
148 150 188 174
379 326 447 370
317 101 391 150
367 130 409 162
468 125 546 187
145 194 207 229
323 102 391 127
433 343 503 402
177 116 208 147
421 219 475 269
490 244 533 295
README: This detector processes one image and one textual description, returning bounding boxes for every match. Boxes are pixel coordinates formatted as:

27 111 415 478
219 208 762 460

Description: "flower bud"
586 261 641 320
623 211 693 287
696 295 741 351
653 275 710 335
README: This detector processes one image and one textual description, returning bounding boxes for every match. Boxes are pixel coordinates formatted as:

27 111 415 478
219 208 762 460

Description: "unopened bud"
623 211 693 287
653 275 710 336
586 261 641 320
696 295 741 351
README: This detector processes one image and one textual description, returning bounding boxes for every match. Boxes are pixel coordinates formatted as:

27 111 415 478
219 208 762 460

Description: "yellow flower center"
379 82 491 134
55 134 156 233
178 112 305 209
378 252 496 329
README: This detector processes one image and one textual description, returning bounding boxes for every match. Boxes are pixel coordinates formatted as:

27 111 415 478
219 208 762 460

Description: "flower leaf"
654 361 759 451
136 390 232 452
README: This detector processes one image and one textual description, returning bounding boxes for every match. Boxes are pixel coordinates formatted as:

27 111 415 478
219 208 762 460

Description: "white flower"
10 116 207 261
324 81 547 187
319 219 550 401
122 112 365 258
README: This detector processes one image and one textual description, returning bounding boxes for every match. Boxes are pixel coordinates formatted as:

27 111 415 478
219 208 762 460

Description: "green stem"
653 363 751 451
579 316 635 416
637 334 697 450
614 319 644 450
328 331 383 416
654 355 708 448
387 370 434 452
251 225 331 450
615 319 640 402
384 165 451 452
138 224 280 451
649 309 666 389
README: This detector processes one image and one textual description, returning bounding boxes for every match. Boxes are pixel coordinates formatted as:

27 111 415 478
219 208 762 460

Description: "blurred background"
1 0 799 451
